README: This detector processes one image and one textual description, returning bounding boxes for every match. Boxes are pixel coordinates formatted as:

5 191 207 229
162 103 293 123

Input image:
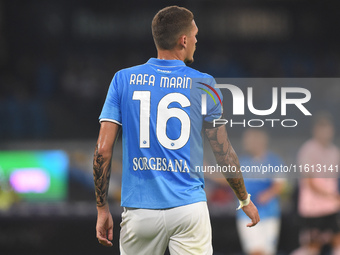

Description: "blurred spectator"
291 113 340 255
236 128 285 255
0 168 19 211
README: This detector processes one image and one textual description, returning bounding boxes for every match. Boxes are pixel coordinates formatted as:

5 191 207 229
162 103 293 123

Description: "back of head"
312 111 334 129
152 6 194 50
242 128 269 156
312 111 335 145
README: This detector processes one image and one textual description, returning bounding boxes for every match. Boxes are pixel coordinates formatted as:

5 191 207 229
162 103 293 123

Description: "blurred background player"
291 113 340 255
236 128 285 255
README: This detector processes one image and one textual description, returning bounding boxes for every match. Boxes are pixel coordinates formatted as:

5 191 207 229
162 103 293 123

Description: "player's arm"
205 124 260 227
257 179 285 204
307 178 339 199
305 178 340 209
204 124 246 199
93 121 121 247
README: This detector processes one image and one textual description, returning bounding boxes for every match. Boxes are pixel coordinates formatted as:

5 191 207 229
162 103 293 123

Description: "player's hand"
96 205 114 247
241 200 260 227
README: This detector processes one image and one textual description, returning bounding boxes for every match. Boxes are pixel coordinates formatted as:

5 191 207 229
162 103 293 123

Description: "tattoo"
205 126 247 200
93 144 112 207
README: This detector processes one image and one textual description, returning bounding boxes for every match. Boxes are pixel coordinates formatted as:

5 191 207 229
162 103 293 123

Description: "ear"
178 35 187 49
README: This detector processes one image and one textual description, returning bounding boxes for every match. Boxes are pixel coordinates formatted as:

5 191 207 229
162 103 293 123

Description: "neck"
157 49 184 62
315 138 331 148
252 149 266 159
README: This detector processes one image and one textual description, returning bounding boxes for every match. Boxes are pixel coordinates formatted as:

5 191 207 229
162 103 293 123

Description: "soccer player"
237 128 285 255
291 113 340 255
93 6 259 254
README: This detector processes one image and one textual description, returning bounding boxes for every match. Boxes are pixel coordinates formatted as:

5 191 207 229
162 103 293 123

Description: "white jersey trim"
99 118 122 125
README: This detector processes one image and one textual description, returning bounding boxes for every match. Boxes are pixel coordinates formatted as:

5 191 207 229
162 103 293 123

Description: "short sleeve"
99 72 122 125
203 79 223 124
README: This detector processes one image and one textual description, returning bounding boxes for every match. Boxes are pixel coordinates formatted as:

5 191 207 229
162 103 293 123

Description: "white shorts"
236 217 280 255
120 201 212 255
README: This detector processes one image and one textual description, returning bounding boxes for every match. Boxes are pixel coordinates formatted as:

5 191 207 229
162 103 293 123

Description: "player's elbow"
95 143 113 160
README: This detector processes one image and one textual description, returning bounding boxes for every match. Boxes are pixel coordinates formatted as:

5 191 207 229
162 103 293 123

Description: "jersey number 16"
132 91 191 150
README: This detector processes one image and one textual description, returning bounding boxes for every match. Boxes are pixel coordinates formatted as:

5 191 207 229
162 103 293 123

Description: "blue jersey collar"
147 58 186 67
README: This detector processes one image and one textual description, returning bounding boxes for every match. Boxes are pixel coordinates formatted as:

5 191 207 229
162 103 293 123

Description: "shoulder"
266 152 283 163
115 63 149 76
297 139 320 164
183 67 217 91
298 139 316 153
238 155 252 164
184 66 214 79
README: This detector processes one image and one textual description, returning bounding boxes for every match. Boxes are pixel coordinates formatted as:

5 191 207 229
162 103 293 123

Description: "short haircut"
152 6 194 50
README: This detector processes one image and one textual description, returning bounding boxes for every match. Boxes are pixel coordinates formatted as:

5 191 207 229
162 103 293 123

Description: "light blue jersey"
99 58 222 209
237 152 284 219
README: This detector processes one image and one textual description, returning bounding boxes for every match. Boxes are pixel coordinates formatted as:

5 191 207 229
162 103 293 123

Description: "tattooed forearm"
93 144 112 207
205 125 247 200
